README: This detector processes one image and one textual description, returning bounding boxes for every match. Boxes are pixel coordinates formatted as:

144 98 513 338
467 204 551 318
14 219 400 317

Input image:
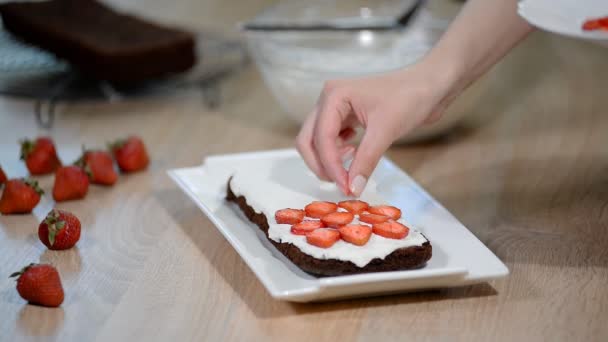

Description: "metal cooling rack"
0 26 249 128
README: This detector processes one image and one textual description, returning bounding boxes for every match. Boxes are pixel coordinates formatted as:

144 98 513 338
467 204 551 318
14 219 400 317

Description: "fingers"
295 109 331 181
313 94 353 195
347 124 394 197
339 144 356 163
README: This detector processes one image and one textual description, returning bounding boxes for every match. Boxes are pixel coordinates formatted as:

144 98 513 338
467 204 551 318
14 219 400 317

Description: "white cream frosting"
228 157 428 268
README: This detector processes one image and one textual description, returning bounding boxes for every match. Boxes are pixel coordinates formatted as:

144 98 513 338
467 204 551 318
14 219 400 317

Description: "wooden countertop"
1 1 607 341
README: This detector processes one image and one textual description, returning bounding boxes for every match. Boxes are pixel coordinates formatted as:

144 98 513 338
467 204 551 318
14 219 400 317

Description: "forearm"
424 0 534 92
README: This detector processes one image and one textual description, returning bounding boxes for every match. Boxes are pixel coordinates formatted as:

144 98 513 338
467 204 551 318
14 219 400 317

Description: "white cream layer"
228 158 427 268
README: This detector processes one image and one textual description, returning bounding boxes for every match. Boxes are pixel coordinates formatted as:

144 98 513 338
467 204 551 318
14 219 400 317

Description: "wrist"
419 50 467 97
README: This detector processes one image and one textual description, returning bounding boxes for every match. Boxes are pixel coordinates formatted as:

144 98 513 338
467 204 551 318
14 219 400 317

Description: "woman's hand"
295 0 533 197
296 61 458 197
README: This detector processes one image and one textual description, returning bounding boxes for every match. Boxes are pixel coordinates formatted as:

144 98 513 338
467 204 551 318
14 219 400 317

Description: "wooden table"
1 1 607 341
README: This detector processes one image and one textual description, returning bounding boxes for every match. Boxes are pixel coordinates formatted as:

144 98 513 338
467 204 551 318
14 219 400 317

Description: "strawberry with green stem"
75 146 118 186
20 137 62 175
0 178 43 214
38 209 81 250
10 263 64 307
52 165 89 202
109 136 149 173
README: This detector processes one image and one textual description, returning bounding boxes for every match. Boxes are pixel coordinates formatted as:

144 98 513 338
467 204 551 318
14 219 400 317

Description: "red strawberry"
339 224 372 246
359 213 390 224
0 166 6 186
10 263 64 307
321 211 354 228
52 166 89 202
304 201 338 218
368 205 402 220
338 200 369 215
372 221 409 240
76 149 117 186
306 228 340 248
38 209 81 250
0 178 43 214
20 137 62 175
109 136 149 173
290 220 325 235
275 208 305 224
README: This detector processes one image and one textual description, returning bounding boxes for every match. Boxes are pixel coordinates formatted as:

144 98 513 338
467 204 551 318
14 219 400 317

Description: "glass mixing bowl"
244 0 474 143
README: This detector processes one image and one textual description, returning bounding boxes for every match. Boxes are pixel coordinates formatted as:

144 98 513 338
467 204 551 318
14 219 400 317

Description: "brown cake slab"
226 178 432 277
0 0 196 84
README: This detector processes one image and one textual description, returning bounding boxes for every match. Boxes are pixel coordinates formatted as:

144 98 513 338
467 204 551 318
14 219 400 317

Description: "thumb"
347 125 394 197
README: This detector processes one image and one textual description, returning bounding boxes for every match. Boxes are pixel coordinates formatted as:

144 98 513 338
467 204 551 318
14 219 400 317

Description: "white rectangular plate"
168 149 508 302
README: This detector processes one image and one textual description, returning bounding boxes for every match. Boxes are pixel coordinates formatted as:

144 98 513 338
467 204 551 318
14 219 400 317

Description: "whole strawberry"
109 136 149 172
0 178 43 214
52 166 89 202
0 166 6 186
10 263 64 307
20 137 62 175
38 209 81 250
75 149 117 185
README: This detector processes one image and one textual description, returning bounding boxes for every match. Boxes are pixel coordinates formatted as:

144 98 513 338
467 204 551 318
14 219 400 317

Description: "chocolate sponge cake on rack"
0 0 196 84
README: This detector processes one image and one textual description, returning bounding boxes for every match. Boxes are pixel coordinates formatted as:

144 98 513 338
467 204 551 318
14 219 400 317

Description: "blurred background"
0 0 484 143
0 0 606 148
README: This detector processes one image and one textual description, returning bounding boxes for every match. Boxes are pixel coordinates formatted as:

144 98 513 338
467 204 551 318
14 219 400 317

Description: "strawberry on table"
321 211 354 228
10 263 64 307
0 166 7 185
291 220 325 235
109 136 149 173
372 221 409 240
20 137 62 175
0 178 43 215
52 165 89 202
75 149 118 186
38 209 81 250
338 200 369 215
339 224 372 246
304 201 338 218
275 208 305 224
368 205 402 220
359 212 390 224
306 228 340 248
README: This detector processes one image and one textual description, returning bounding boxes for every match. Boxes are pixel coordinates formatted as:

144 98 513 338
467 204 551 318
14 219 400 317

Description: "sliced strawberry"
372 221 409 239
583 19 602 30
339 224 372 246
275 208 305 224
359 213 390 224
291 220 325 235
304 201 338 218
338 200 369 215
368 205 402 220
306 228 340 248
321 211 354 228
